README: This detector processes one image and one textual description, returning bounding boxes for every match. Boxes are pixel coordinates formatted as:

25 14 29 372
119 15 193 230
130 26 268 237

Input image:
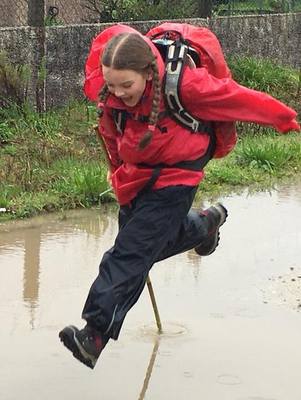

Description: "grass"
0 101 113 219
200 130 301 198
235 132 301 172
215 0 301 15
0 55 300 221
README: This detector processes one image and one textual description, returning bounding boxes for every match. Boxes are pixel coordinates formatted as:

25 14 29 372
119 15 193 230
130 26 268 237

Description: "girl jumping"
59 23 300 369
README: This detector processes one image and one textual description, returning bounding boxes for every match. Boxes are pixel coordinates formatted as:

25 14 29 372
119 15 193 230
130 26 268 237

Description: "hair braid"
138 58 162 150
97 83 109 117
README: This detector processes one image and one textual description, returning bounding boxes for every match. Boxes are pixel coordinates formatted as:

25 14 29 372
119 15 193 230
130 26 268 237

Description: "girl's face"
102 65 151 107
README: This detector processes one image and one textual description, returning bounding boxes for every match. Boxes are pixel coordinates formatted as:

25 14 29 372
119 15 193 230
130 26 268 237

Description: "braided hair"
100 33 162 149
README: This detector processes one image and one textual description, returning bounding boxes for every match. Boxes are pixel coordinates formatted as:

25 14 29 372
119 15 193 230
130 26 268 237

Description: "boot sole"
59 326 96 369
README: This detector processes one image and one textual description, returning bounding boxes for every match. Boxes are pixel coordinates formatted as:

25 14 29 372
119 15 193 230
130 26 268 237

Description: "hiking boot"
194 203 228 256
59 325 105 369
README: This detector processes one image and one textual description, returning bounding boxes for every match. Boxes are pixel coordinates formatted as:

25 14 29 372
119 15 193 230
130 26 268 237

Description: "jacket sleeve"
181 67 300 133
98 108 121 172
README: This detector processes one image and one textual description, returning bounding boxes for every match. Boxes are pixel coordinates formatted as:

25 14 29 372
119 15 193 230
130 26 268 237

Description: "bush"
82 0 197 22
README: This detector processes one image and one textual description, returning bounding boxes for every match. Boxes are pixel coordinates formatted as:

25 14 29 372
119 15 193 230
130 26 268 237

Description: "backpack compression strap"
111 109 168 135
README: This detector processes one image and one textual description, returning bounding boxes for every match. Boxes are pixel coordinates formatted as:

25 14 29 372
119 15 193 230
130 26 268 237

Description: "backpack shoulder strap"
152 33 214 137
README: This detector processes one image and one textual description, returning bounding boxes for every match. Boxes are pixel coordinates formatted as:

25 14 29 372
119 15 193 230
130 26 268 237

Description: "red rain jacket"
84 23 300 206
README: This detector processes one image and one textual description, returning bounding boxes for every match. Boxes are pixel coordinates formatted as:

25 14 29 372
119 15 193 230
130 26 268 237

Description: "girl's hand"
107 170 112 186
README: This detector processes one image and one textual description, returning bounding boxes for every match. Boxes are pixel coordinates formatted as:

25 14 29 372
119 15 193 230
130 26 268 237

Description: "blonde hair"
99 33 162 149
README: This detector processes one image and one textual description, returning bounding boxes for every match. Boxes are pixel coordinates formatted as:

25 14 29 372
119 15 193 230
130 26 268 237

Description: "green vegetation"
0 52 31 109
215 0 301 15
201 131 301 198
83 0 196 22
81 0 301 22
0 101 114 221
228 56 300 111
0 55 300 221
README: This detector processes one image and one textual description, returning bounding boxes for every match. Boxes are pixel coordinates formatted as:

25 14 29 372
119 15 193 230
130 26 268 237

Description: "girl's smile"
102 65 151 107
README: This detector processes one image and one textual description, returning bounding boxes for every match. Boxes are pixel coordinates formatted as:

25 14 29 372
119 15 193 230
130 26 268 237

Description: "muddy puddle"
1 182 301 400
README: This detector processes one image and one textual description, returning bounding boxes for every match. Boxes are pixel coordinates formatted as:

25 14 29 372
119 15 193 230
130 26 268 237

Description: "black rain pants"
82 185 209 340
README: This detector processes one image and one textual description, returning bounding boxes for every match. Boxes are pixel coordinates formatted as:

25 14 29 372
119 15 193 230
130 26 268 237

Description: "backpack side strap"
136 134 215 195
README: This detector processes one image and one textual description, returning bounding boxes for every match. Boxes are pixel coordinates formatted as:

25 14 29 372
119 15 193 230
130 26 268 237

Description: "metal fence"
0 0 300 27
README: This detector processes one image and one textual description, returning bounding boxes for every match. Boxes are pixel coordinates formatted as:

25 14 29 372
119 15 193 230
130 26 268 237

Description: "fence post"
258 0 264 14
28 0 46 112
198 0 213 18
28 0 45 26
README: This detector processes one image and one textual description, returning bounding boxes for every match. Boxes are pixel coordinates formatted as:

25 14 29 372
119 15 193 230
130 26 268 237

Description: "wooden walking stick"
94 125 163 334
146 276 162 334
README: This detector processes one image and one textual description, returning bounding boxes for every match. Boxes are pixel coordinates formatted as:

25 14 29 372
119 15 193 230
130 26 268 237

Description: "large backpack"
146 23 236 159
84 23 237 159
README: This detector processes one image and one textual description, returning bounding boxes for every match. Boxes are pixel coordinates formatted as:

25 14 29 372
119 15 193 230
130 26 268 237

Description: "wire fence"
45 0 96 25
0 0 300 27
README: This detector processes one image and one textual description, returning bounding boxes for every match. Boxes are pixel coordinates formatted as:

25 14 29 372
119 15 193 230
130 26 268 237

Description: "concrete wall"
0 13 300 109
0 26 45 107
211 13 301 68
0 0 28 27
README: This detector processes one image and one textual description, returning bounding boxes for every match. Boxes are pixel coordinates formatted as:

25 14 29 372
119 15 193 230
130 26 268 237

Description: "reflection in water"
138 338 160 400
23 227 41 329
0 208 114 329
186 250 202 282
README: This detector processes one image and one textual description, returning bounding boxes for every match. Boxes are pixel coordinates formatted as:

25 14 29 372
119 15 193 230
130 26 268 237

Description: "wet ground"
1 181 301 400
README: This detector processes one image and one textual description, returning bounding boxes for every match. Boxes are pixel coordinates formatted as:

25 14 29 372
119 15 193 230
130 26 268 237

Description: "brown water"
1 182 301 400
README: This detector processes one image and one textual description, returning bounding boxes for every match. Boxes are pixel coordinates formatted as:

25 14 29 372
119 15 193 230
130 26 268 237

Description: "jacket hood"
84 24 165 102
